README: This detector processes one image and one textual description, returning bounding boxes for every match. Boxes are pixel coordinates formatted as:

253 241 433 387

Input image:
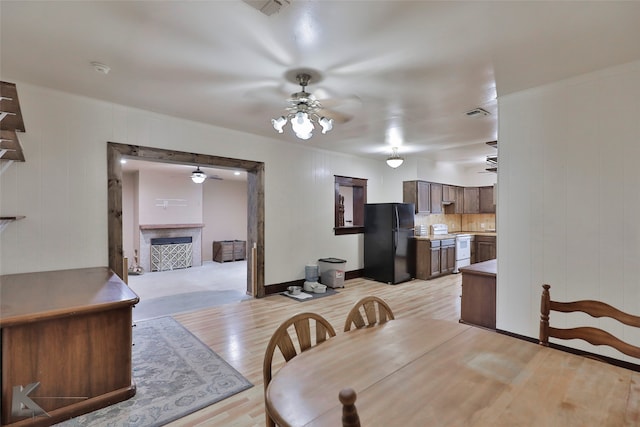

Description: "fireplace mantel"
140 223 204 230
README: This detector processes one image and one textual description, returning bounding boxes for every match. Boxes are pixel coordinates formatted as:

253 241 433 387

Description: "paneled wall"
497 60 640 362
0 81 489 284
202 179 247 262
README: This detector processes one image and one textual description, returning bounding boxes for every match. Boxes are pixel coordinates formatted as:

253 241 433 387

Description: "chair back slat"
277 334 298 362
549 326 640 359
540 284 640 360
317 323 330 344
294 318 313 352
364 301 378 324
344 296 395 332
550 300 640 327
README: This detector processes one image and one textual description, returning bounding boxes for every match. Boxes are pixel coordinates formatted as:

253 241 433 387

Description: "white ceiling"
2 1 640 172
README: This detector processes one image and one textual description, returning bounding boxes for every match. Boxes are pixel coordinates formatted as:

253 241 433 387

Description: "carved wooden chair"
539 284 640 359
344 296 395 332
339 387 361 427
263 312 337 427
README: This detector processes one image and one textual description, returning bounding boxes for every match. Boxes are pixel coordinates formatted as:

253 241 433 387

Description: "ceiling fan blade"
243 83 291 105
317 108 353 124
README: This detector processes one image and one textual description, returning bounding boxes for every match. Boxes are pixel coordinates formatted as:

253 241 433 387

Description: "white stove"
453 233 472 273
430 224 471 273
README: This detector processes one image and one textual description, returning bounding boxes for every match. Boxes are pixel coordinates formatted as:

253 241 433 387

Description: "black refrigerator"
363 203 415 284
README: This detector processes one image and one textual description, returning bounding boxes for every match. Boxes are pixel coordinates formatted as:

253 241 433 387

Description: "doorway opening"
107 142 265 297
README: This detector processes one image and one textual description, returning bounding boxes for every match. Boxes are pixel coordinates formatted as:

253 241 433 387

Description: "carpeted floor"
133 289 252 321
56 316 252 427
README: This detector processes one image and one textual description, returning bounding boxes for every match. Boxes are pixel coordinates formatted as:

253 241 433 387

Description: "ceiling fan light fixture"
319 116 333 134
291 111 314 138
191 166 207 184
271 72 335 140
386 147 404 168
271 116 287 133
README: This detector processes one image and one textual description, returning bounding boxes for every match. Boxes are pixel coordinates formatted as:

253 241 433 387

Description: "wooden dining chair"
344 296 395 332
539 284 640 359
263 312 337 427
339 388 361 427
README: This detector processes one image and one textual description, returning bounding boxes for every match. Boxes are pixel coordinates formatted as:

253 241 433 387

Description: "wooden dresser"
0 267 139 426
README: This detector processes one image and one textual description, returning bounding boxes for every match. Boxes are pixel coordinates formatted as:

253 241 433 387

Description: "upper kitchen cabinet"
430 183 443 214
479 186 495 213
403 181 431 214
443 185 464 214
463 187 480 214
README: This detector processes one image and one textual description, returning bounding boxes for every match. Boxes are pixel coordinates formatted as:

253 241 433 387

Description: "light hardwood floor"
169 274 462 426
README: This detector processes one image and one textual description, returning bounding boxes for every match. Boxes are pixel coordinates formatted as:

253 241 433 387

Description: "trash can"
318 258 346 288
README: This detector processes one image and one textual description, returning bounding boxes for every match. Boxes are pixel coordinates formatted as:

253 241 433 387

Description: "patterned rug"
56 316 252 426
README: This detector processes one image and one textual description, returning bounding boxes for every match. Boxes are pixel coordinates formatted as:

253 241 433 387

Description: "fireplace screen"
150 237 193 271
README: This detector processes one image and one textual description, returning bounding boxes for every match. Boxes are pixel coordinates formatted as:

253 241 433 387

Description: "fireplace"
150 236 193 271
139 224 204 272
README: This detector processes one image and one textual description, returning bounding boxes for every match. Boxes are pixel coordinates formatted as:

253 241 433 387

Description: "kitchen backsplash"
415 213 496 233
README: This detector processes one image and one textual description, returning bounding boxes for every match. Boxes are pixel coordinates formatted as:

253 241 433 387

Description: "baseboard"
496 328 640 372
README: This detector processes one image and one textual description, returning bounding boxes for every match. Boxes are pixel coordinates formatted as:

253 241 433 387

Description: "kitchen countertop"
412 231 497 241
459 258 497 276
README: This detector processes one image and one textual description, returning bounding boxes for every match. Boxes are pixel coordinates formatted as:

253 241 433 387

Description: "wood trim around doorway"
106 142 266 297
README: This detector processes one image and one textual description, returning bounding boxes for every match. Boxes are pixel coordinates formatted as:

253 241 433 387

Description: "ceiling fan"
190 166 223 183
265 69 360 140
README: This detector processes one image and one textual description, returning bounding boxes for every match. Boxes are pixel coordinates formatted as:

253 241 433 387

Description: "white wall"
497 60 640 362
137 169 203 225
0 81 491 284
0 83 384 281
202 179 247 261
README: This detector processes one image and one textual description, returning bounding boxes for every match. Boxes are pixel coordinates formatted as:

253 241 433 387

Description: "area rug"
281 287 339 302
56 316 253 426
133 290 252 321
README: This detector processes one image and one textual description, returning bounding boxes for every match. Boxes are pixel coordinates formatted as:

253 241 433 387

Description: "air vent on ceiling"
243 0 290 16
465 107 490 117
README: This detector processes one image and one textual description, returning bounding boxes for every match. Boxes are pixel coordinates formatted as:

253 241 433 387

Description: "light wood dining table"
265 317 640 426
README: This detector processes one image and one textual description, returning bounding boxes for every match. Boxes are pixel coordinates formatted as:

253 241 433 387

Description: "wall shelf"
0 216 26 233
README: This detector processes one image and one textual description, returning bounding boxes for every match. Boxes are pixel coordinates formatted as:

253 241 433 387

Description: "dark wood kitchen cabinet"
440 238 456 275
460 259 497 329
443 185 465 214
403 181 431 213
475 235 496 263
442 185 456 203
430 183 443 214
415 238 454 280
463 187 480 213
479 185 495 213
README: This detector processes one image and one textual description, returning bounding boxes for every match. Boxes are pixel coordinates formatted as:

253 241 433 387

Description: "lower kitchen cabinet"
440 239 455 275
460 259 497 329
475 235 496 263
415 238 455 280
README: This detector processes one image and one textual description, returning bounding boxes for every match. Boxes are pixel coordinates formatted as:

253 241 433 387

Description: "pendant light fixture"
386 147 404 168
191 166 207 183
